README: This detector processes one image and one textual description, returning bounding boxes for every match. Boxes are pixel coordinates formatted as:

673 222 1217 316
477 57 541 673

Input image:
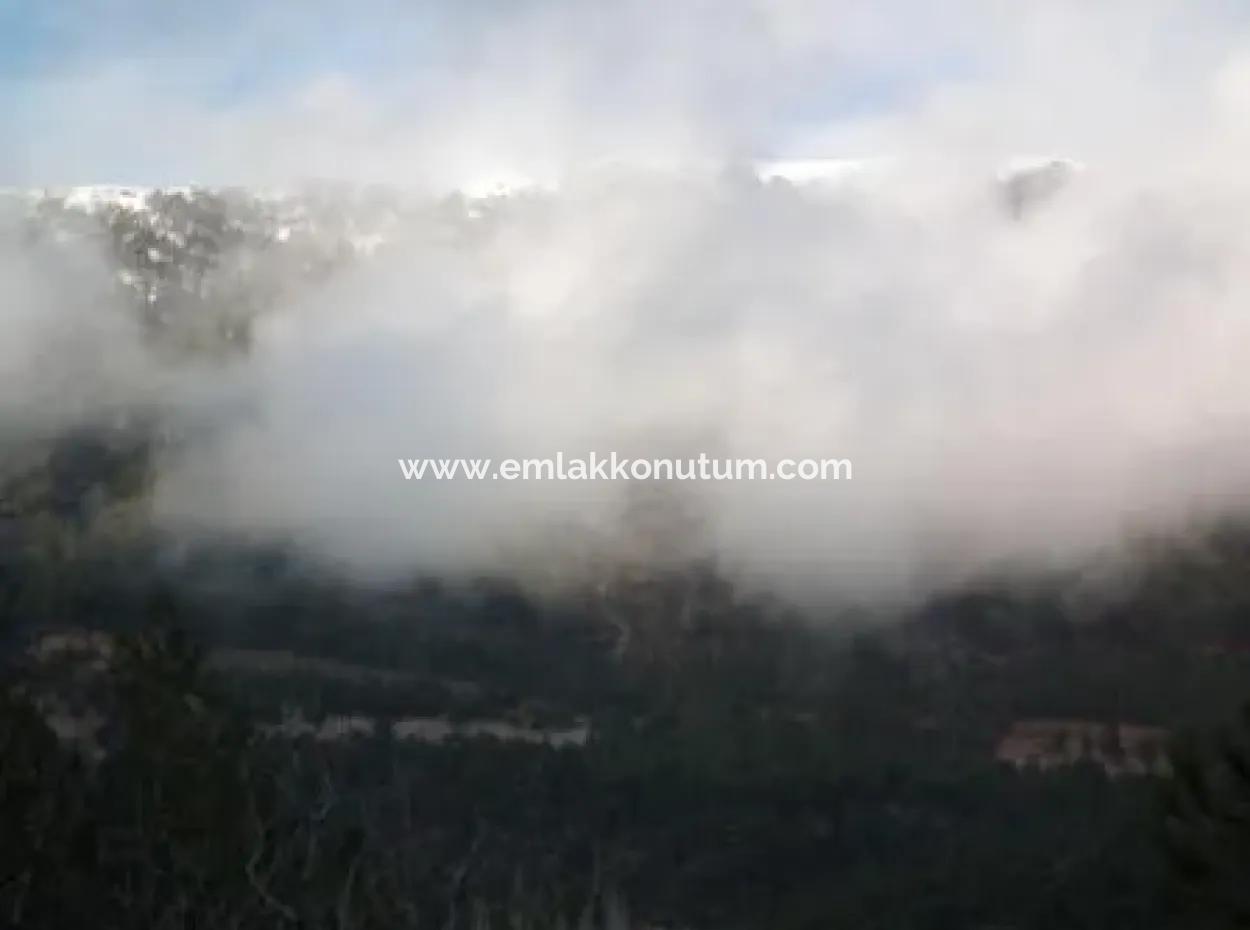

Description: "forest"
5 177 1250 928
5 419 1250 927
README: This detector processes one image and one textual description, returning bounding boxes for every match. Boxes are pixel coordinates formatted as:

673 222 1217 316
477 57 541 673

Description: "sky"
0 0 1125 187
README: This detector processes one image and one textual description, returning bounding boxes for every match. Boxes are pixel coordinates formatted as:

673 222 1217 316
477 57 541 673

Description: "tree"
1164 703 1250 927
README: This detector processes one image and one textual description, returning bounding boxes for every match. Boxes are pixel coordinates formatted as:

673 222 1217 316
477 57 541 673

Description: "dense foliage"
5 189 1250 927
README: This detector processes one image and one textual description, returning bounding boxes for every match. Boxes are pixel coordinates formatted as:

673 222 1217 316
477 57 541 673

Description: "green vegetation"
6 447 1248 927
6 192 1250 924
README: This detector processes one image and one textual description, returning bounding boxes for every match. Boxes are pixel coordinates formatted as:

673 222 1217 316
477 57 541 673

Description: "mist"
7 0 1250 604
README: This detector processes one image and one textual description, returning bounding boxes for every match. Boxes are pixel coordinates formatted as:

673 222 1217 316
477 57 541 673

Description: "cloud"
8 0 1250 605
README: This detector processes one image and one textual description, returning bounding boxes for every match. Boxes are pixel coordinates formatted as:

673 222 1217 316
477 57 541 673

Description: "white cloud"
9 0 1250 605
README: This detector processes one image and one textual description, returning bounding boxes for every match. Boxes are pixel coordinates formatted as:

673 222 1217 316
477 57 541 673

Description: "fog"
7 0 1250 603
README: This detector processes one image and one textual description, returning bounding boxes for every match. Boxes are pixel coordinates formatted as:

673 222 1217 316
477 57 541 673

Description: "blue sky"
2 0 1244 185
0 0 941 109
1 1 452 97
0 0 984 184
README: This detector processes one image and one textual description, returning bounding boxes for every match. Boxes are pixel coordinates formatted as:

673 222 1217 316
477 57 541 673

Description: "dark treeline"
7 423 1250 926
0 605 1178 930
